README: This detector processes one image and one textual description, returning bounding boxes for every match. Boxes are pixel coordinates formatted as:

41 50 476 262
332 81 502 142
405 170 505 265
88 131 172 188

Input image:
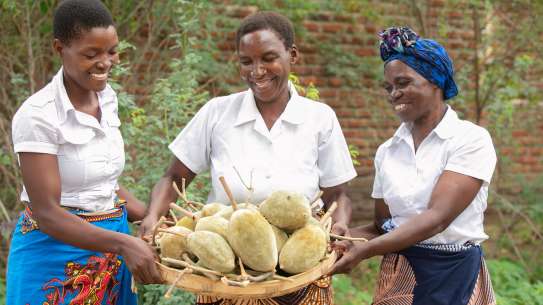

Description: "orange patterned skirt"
196 276 333 305
373 253 496 305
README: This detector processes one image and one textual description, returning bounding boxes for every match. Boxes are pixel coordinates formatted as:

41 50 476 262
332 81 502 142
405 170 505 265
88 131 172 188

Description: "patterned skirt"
196 276 333 305
6 204 137 305
373 249 496 305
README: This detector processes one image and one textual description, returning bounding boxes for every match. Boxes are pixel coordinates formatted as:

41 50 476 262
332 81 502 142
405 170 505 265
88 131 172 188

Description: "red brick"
304 21 320 32
329 77 343 87
356 47 376 57
322 23 344 33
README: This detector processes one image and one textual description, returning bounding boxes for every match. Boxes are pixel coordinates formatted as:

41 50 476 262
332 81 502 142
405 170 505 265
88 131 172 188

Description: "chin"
91 81 108 92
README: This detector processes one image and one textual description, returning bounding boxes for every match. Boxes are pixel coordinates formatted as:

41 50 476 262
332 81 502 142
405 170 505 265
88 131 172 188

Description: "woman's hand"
138 213 159 240
119 235 163 284
329 240 368 275
331 221 350 237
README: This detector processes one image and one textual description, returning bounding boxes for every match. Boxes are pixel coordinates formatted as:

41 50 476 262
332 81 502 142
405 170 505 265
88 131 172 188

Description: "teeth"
394 104 407 111
91 72 108 81
255 80 270 88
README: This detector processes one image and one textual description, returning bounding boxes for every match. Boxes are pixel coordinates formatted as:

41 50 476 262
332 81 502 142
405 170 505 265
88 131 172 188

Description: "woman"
140 11 357 305
329 27 497 305
8 1 162 304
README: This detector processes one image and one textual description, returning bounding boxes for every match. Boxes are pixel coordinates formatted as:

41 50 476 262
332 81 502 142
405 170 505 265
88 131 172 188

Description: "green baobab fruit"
259 191 311 231
270 224 288 254
216 203 257 220
201 202 227 217
159 225 192 260
194 215 229 240
227 209 277 272
279 224 327 274
187 230 236 273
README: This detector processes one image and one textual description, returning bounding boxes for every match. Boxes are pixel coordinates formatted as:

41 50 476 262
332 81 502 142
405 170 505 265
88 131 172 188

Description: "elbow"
425 212 453 238
31 205 61 234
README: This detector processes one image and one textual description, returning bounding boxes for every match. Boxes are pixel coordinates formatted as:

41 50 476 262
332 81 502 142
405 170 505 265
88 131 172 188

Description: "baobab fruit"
227 209 277 272
260 191 311 231
159 226 192 260
176 211 201 231
187 230 236 273
216 203 257 220
201 202 226 217
194 215 229 240
279 224 327 274
270 224 288 254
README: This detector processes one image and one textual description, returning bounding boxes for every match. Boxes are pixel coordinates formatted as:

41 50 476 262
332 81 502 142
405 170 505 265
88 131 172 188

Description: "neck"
412 102 447 148
63 74 97 110
255 86 291 130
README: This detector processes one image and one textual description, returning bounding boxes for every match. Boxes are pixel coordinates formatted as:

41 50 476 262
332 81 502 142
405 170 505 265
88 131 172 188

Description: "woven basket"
158 251 337 299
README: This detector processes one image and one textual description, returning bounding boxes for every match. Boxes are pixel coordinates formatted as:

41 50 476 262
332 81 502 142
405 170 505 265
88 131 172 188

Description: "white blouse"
169 83 357 205
372 106 497 245
12 68 125 212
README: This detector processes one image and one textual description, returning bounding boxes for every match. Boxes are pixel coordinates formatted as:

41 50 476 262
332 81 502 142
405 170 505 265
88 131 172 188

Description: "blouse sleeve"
317 107 357 187
371 143 385 199
12 105 59 155
444 127 497 185
168 100 215 174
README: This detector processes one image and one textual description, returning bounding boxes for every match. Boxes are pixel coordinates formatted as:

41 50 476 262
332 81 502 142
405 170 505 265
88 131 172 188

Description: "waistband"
20 199 126 234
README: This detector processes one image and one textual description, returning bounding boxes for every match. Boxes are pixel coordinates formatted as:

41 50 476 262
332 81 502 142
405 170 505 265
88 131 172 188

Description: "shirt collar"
52 67 117 125
234 81 304 126
52 67 75 124
433 105 459 139
389 105 459 147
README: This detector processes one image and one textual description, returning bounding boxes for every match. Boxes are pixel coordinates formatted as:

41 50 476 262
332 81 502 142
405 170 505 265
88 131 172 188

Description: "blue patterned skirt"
6 204 137 305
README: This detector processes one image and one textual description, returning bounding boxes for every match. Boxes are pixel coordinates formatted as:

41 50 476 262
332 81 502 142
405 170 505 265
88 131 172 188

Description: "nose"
96 54 116 71
251 62 266 78
389 87 402 102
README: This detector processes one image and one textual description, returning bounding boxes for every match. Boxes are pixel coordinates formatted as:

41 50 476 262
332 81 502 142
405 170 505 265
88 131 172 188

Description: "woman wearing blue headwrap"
329 27 497 305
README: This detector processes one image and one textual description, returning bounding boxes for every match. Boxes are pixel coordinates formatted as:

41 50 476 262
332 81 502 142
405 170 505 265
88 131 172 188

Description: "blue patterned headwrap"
379 27 458 100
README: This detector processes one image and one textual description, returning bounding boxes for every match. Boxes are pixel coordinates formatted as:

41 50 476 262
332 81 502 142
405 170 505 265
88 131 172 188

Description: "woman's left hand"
331 221 350 237
328 240 367 275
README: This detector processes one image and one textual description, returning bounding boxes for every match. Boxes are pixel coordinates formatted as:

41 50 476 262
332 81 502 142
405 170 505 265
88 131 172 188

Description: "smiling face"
54 25 119 94
383 59 444 123
238 29 298 106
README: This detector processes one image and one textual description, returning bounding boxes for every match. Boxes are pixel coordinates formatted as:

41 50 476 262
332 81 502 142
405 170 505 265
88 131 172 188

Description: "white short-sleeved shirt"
169 83 357 205
372 106 497 245
12 68 125 212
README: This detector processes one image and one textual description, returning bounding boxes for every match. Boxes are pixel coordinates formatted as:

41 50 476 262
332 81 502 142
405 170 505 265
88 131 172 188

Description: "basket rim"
158 251 337 299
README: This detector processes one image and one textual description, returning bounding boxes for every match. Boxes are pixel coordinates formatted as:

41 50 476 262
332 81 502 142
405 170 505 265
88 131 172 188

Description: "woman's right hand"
138 213 159 240
120 235 163 284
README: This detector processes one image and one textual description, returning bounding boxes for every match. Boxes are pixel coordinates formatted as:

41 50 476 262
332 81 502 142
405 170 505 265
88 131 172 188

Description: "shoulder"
202 91 246 112
13 83 58 127
375 138 394 159
298 96 336 116
452 118 494 147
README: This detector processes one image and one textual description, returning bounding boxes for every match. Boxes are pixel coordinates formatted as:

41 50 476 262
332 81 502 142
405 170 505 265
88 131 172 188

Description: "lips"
90 72 108 81
252 78 275 91
393 103 410 112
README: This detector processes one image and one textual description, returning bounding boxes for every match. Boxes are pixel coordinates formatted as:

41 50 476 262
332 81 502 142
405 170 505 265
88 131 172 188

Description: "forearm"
34 205 131 254
117 184 146 221
350 223 382 240
331 192 352 226
147 175 178 218
362 210 445 258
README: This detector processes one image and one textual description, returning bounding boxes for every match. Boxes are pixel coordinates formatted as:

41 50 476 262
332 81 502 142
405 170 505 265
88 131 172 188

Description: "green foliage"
138 284 195 305
487 259 543 305
333 275 372 305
